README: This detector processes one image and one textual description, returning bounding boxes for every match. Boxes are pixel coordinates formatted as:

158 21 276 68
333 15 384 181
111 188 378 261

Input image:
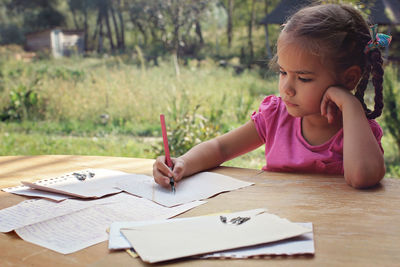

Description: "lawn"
0 55 398 177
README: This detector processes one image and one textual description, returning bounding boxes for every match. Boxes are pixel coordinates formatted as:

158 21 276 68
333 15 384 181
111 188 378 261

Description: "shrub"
383 65 400 158
152 105 221 158
0 84 43 121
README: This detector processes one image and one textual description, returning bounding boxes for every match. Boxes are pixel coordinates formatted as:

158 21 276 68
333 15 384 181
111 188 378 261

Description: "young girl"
153 3 391 189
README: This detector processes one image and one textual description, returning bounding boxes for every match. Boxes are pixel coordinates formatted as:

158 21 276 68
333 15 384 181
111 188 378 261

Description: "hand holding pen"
153 155 185 188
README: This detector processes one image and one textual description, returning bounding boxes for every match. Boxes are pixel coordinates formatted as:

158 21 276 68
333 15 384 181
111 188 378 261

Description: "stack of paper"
3 169 254 207
1 169 256 254
118 209 314 263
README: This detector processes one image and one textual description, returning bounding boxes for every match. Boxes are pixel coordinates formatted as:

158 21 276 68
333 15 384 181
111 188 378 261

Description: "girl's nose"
282 82 296 97
285 87 296 96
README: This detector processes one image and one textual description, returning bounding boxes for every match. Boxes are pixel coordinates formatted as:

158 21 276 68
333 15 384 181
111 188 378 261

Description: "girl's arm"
153 120 263 187
321 87 385 188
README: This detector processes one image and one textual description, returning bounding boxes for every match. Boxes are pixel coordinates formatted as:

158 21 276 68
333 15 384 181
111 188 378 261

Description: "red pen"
160 114 176 193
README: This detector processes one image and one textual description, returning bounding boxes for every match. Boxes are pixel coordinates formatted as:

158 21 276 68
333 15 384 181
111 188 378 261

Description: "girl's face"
277 34 338 118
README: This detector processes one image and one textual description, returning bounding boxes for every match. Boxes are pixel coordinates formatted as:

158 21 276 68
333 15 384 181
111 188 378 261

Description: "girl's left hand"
320 86 356 123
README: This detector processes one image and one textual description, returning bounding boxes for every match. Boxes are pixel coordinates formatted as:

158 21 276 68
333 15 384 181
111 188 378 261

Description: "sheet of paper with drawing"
116 171 253 207
20 169 145 198
120 209 311 263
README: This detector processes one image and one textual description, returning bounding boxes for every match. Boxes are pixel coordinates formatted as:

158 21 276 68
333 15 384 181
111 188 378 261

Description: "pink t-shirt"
251 95 383 175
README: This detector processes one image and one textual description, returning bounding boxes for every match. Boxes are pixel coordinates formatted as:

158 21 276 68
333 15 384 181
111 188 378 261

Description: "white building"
25 28 84 58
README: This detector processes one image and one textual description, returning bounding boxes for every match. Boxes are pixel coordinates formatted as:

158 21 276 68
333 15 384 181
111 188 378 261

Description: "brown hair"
279 3 385 119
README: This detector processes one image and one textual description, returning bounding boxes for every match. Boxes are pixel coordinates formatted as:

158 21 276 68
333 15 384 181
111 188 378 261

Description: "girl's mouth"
284 100 297 107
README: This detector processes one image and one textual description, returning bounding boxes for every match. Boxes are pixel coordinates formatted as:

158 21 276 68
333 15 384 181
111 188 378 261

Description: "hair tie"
364 24 392 54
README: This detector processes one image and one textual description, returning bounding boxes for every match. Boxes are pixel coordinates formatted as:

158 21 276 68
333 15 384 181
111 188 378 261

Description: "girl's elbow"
344 164 385 189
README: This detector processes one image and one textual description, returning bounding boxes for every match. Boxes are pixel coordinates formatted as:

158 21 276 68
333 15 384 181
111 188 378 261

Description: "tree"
68 0 95 51
219 0 234 48
383 65 400 158
6 0 66 32
69 0 126 52
127 0 210 59
247 0 256 64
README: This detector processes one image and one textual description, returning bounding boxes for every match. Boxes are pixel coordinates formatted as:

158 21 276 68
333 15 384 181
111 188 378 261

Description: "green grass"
0 120 265 169
0 130 152 157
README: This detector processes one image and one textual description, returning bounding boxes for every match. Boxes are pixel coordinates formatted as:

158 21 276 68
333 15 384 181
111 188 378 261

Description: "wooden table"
0 155 399 266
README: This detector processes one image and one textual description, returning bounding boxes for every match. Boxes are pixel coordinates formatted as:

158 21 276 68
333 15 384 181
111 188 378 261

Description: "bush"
0 24 24 45
0 84 44 121
152 105 221 158
383 65 400 158
382 64 400 178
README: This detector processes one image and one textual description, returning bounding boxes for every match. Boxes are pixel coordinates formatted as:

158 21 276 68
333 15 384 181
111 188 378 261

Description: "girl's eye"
299 77 312 82
279 70 287 75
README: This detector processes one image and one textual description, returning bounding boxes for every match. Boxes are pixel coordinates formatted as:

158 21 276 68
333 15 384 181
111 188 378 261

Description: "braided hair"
281 3 385 119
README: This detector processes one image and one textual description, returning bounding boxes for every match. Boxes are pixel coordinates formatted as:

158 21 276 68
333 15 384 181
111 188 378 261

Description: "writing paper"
117 171 253 207
0 198 100 232
120 209 311 263
12 193 205 254
21 169 145 198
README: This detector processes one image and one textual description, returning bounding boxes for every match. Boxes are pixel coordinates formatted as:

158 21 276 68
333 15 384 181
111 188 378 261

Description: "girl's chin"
285 105 323 118
284 106 302 117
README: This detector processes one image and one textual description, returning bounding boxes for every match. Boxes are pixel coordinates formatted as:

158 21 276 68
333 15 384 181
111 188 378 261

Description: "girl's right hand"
152 156 186 188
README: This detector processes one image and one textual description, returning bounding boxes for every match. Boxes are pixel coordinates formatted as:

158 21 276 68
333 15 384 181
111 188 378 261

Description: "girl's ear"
343 65 362 90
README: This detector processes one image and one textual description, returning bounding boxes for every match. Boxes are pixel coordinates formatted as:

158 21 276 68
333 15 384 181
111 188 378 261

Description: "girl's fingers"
320 95 329 117
153 156 186 187
155 156 174 176
153 168 172 187
321 88 334 117
171 158 185 182
326 101 333 123
153 156 174 187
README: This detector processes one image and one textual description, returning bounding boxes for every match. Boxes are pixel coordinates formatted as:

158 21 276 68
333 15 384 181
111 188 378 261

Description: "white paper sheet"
201 223 314 258
117 171 253 207
2 185 72 201
11 193 205 254
120 209 311 263
108 218 193 250
21 169 143 198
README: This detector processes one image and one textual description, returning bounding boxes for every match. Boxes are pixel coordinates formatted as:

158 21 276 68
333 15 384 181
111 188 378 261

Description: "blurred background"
0 0 399 178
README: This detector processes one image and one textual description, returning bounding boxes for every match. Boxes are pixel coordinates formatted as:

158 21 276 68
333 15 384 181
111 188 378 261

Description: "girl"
153 3 391 189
